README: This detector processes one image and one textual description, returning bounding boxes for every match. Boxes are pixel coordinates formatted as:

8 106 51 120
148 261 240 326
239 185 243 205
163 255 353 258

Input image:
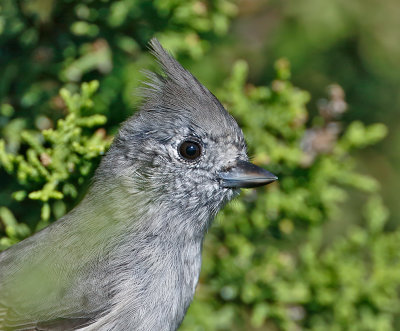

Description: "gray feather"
0 38 248 331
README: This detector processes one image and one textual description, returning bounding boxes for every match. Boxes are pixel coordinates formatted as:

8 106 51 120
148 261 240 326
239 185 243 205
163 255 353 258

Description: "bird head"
96 38 277 234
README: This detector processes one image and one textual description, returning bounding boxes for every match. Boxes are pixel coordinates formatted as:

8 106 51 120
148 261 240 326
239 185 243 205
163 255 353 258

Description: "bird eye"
179 140 202 161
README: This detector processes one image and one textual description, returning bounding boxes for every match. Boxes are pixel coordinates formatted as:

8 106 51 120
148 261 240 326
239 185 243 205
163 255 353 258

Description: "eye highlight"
179 140 202 161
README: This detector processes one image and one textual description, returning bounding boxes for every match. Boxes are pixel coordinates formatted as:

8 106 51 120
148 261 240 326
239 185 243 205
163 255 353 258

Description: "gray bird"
0 38 277 331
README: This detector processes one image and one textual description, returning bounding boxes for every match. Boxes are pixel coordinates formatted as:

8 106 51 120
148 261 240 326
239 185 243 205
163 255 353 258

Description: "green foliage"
0 81 109 246
259 0 400 228
0 1 398 330
0 207 30 248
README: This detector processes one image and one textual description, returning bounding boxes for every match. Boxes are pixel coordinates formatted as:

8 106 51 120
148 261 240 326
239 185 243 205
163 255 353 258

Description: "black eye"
179 140 202 161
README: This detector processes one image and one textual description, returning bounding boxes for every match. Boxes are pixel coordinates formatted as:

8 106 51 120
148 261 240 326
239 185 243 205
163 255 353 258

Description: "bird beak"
219 160 278 189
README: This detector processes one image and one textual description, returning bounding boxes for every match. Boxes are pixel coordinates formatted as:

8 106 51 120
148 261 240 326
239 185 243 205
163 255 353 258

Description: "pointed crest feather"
147 38 218 106
135 38 242 138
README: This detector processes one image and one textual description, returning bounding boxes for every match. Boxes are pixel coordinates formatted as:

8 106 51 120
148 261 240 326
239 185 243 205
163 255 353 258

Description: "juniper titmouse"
0 38 277 331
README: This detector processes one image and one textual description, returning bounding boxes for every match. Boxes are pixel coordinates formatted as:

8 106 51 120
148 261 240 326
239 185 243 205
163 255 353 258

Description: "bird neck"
78 187 207 330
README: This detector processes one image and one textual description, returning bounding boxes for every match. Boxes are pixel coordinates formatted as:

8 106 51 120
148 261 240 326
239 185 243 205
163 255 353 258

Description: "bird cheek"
150 150 173 167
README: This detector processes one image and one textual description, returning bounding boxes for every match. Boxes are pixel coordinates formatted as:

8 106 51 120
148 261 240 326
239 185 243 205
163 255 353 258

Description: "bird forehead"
206 131 244 149
184 123 245 155
147 109 244 145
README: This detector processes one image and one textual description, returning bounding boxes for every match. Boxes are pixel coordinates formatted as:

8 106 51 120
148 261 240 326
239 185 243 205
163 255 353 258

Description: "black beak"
219 160 278 189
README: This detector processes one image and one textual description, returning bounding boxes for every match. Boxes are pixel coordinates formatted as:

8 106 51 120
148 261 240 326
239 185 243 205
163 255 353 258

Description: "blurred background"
1 0 399 330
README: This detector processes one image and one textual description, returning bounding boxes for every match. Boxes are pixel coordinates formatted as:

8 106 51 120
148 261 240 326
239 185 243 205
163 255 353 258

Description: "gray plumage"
0 38 276 331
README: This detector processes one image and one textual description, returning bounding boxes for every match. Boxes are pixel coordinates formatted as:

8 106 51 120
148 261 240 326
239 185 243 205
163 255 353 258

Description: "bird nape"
0 38 277 331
